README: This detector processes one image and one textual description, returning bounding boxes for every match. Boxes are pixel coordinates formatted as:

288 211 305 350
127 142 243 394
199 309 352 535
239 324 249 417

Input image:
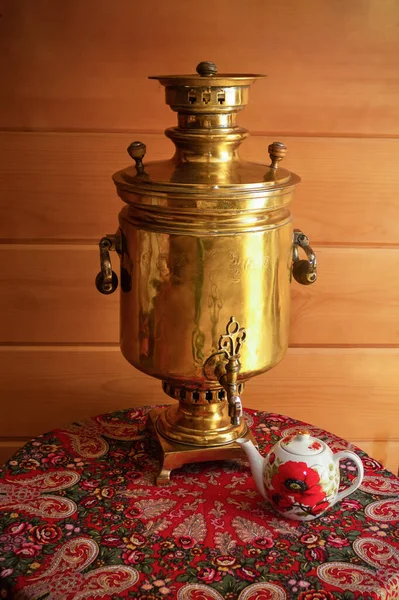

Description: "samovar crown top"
112 64 300 196
148 62 266 111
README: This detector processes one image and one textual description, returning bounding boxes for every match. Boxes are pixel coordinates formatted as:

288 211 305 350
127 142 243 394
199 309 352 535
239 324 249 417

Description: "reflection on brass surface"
118 222 292 384
95 62 317 483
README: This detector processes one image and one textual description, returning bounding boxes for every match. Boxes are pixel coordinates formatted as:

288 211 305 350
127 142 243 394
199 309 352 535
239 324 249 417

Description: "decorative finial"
196 61 218 77
127 141 146 174
218 317 246 358
268 141 287 169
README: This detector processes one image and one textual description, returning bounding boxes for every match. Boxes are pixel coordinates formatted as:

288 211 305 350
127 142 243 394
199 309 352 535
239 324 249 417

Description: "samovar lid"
148 61 265 114
149 60 266 88
113 62 300 198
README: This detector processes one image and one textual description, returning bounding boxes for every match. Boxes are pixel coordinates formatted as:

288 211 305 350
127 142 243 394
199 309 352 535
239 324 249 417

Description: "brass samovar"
95 61 317 484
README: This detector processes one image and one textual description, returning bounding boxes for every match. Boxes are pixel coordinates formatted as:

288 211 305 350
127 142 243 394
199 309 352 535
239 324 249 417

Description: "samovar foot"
147 407 257 485
156 467 172 486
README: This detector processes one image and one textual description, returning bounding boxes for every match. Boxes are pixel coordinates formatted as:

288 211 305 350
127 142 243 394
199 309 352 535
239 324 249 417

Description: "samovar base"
148 407 257 485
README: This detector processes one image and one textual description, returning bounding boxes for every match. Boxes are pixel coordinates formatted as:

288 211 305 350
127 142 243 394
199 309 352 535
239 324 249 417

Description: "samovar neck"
177 111 239 130
165 122 248 164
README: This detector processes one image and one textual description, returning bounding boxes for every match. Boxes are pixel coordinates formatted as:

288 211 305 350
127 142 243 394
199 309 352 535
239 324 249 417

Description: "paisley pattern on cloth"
61 409 148 458
14 537 138 600
353 537 399 570
0 471 79 518
177 583 225 599
0 406 398 599
365 499 399 522
238 582 287 599
317 562 399 598
360 475 399 496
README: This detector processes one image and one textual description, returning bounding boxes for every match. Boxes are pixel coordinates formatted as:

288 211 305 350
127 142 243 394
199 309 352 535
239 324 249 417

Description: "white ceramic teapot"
237 430 364 521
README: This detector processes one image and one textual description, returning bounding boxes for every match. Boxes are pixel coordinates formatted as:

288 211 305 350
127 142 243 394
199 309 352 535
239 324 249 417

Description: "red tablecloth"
0 406 398 599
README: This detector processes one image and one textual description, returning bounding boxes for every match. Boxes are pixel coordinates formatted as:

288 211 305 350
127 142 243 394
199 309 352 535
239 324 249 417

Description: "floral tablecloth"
0 406 398 600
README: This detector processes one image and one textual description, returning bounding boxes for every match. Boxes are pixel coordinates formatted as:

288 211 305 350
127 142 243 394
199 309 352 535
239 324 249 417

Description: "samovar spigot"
204 317 246 426
217 356 243 426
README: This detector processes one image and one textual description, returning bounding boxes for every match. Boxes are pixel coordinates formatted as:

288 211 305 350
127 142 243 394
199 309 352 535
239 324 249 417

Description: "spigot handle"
229 395 243 426
293 229 317 285
95 234 120 295
203 317 246 426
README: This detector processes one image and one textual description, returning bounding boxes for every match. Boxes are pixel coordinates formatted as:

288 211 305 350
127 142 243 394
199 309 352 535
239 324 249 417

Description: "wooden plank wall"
0 0 398 472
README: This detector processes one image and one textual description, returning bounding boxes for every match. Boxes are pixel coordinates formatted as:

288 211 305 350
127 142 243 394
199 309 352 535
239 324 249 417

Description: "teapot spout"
236 438 267 499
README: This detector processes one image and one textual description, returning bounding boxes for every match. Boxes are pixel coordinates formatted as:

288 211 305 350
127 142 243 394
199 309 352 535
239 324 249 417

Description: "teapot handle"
332 451 364 504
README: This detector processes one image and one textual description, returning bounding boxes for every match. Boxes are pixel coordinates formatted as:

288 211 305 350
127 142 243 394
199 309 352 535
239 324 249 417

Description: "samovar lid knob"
196 61 218 77
127 141 147 174
268 141 287 169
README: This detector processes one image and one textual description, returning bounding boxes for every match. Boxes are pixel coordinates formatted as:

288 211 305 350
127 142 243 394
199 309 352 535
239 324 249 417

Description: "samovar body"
96 62 316 483
118 199 293 385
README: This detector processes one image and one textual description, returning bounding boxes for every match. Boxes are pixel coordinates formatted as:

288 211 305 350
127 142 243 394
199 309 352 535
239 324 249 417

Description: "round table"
0 407 398 600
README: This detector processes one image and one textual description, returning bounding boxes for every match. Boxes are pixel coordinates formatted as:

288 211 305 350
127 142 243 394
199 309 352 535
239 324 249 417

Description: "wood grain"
1 132 399 245
0 0 398 135
354 441 399 476
1 245 398 345
1 347 398 445
289 246 399 346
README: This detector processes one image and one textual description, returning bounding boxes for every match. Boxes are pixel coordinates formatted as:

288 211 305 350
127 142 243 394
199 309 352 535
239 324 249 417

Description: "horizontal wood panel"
0 1 398 135
289 246 399 346
0 439 397 474
0 441 27 466
1 132 399 245
1 347 398 471
0 245 118 344
1 245 398 345
354 441 399 476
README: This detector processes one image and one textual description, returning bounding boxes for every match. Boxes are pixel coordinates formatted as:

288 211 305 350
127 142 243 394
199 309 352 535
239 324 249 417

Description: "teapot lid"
281 431 325 456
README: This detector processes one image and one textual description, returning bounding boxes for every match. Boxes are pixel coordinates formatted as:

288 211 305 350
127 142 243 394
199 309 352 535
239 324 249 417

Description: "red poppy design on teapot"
237 430 364 521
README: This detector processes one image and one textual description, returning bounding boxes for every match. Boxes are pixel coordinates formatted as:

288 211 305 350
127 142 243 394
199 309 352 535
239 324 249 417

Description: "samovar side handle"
266 142 317 285
95 233 121 294
292 229 317 285
95 142 146 295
